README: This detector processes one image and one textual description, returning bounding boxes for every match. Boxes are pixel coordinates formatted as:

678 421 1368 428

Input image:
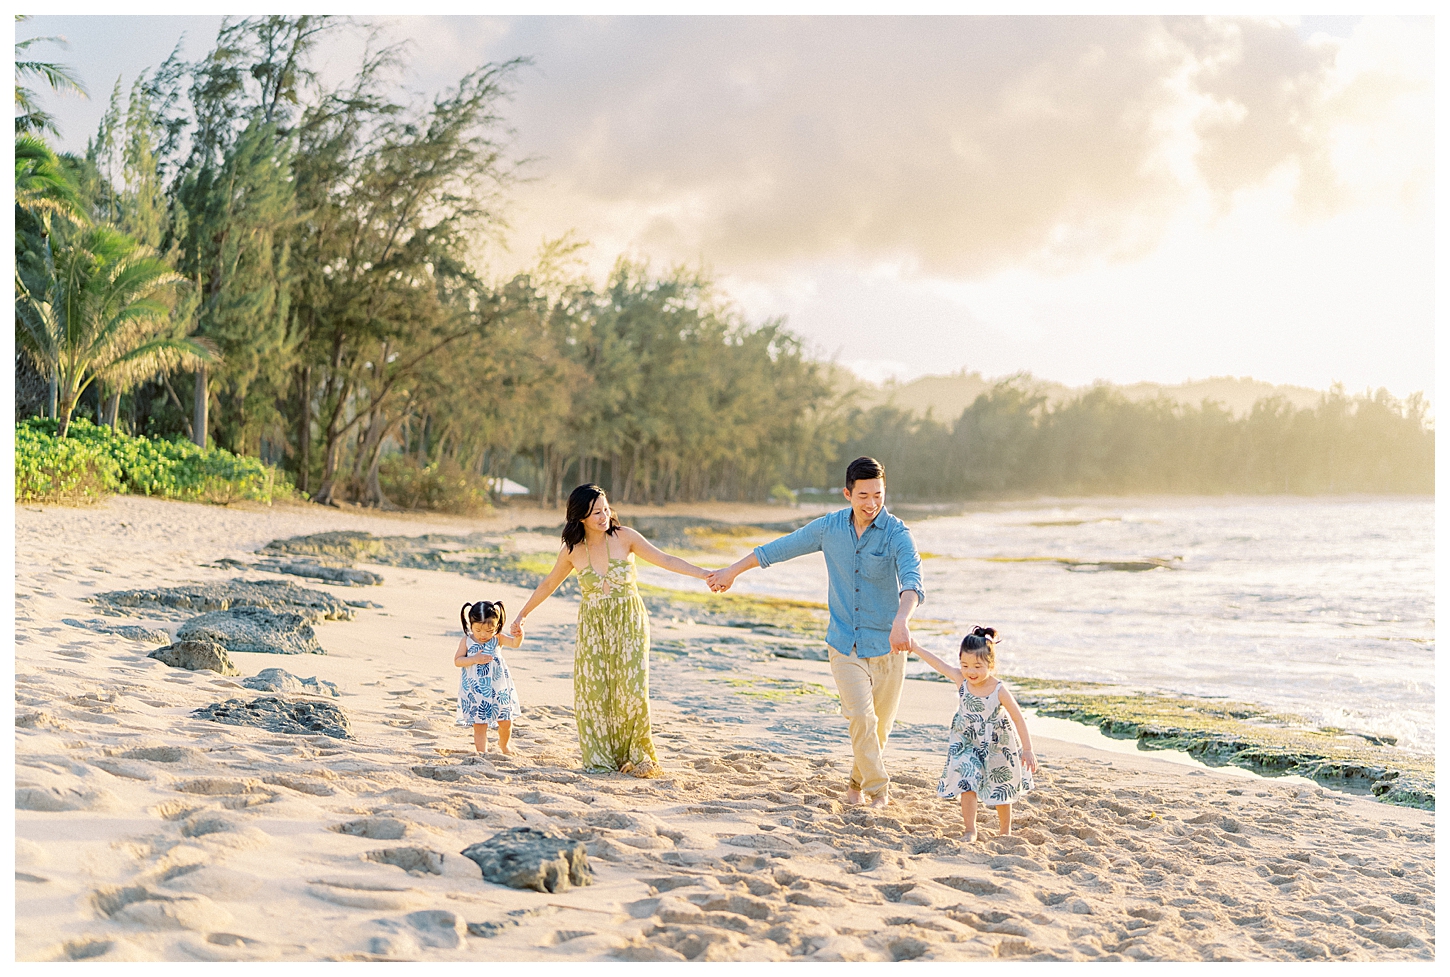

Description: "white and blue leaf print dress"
455 634 521 730
937 679 1033 805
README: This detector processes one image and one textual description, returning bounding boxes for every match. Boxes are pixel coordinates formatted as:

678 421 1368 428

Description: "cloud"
446 15 1429 281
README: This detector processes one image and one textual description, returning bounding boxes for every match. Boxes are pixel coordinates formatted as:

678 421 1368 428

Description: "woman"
510 484 712 777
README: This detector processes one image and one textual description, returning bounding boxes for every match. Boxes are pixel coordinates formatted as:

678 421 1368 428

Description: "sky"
17 14 1436 400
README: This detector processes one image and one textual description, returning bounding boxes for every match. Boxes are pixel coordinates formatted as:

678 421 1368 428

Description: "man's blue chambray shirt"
753 507 925 659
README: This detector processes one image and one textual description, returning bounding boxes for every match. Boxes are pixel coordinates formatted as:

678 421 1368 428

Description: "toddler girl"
910 626 1037 841
455 600 523 754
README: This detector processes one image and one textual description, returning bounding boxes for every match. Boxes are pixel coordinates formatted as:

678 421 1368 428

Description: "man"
707 456 924 808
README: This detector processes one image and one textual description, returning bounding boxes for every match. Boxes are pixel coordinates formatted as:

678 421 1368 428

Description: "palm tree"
14 15 87 136
15 133 86 229
15 225 216 437
15 133 90 418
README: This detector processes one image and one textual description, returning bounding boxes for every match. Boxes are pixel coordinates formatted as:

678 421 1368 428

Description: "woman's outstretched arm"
511 548 576 631
907 638 963 684
620 527 710 579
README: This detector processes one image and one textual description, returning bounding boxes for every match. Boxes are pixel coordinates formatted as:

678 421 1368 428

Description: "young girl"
455 600 523 754
910 626 1037 841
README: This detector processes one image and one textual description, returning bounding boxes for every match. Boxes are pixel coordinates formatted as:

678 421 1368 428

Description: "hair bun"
972 625 997 640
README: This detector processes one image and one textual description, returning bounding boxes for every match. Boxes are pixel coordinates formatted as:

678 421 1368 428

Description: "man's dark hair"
845 456 886 491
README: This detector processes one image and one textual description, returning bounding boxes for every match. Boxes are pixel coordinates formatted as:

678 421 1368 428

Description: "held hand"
1022 749 1038 774
705 568 734 593
890 616 912 654
507 617 524 638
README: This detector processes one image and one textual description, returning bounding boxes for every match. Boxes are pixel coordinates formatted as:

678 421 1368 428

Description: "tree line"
828 378 1433 497
14 16 839 506
14 16 1433 506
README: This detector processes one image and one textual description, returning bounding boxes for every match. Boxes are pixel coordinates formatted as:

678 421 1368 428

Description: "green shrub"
15 421 123 502
769 482 798 505
379 456 493 514
15 418 296 505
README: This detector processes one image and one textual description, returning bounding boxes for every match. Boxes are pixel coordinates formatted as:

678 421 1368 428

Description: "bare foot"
628 760 662 779
869 794 890 809
962 830 978 842
844 788 866 805
498 744 515 756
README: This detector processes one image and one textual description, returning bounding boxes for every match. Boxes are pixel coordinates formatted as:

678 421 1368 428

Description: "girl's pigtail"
478 600 505 629
460 602 473 635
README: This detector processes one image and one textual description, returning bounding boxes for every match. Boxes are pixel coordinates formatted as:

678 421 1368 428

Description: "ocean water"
639 497 1435 754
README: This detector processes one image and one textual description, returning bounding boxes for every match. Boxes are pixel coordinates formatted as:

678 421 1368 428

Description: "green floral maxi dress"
574 557 659 773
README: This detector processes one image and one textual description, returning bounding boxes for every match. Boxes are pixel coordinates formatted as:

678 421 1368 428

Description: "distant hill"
839 370 1331 421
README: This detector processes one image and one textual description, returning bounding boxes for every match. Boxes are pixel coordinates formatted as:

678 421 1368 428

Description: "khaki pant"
828 647 905 799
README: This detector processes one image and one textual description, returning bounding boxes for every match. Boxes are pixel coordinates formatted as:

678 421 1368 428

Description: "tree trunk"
297 364 312 495
360 413 400 509
47 374 57 420
313 338 349 504
355 409 385 504
160 376 193 438
313 386 354 506
314 442 341 504
105 389 121 429
56 378 79 436
314 394 348 505
192 366 208 449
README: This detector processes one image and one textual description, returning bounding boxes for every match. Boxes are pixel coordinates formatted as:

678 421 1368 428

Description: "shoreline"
13 496 1435 961
303 507 1431 811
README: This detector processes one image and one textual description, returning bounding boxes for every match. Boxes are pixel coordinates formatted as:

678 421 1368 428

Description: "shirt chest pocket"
861 546 895 582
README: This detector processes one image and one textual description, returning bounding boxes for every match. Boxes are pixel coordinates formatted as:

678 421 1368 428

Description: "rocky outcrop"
332 817 409 840
240 667 340 697
262 531 581 598
62 618 172 644
177 607 322 656
460 826 592 893
366 847 445 875
260 561 384 587
148 639 240 676
192 696 352 738
261 531 388 562
1013 683 1435 809
93 579 354 622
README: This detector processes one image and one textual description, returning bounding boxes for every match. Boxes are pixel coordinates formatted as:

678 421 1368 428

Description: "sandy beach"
13 496 1435 962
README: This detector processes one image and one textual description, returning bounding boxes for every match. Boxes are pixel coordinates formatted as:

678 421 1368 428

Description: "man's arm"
707 517 824 592
889 524 925 652
890 590 919 652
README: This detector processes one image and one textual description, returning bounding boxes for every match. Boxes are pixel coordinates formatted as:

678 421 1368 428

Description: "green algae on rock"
1005 680 1434 809
636 584 828 637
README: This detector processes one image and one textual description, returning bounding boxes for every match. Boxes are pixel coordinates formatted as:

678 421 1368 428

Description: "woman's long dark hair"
562 483 620 551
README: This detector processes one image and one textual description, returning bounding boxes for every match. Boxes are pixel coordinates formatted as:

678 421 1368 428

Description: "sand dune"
13 497 1434 961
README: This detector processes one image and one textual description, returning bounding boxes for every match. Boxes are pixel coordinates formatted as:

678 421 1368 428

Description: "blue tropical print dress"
937 679 1033 804
455 634 521 730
